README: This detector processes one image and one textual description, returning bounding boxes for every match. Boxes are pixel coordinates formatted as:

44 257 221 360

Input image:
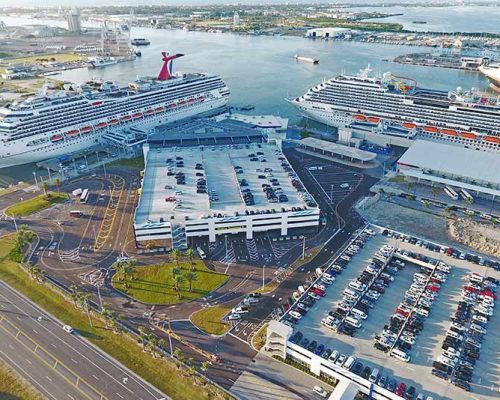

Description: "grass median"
4 192 68 217
0 359 44 400
0 235 230 400
191 305 232 336
112 261 227 304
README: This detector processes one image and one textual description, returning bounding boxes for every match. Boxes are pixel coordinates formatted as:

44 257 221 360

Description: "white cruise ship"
290 68 500 151
0 52 230 168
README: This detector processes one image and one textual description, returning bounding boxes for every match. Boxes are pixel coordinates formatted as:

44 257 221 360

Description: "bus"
460 188 474 203
80 189 89 204
69 210 83 217
444 186 459 201
197 247 207 259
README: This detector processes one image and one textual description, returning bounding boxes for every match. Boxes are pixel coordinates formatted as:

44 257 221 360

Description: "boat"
87 57 118 69
131 38 151 46
478 63 500 92
96 122 107 129
132 112 143 118
289 67 500 152
51 134 63 142
367 116 381 124
294 54 319 64
0 51 230 168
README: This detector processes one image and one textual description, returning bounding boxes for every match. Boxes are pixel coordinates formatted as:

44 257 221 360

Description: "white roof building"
397 140 500 197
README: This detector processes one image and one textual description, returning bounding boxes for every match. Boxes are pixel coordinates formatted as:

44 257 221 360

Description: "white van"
350 308 367 320
343 288 358 299
349 281 365 292
343 355 356 370
197 247 207 259
345 316 361 328
369 368 380 383
390 349 410 362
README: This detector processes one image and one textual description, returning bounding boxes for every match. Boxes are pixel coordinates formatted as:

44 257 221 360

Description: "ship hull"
0 96 228 169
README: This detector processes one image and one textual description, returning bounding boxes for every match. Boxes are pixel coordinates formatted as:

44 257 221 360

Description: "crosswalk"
58 247 80 263
219 244 236 264
78 268 105 287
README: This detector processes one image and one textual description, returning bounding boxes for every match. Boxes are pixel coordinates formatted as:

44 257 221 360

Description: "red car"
427 285 439 293
396 308 409 317
311 288 325 297
480 290 497 300
463 286 479 294
395 382 406 397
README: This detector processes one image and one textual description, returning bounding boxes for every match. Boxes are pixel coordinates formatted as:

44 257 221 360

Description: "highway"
0 280 168 400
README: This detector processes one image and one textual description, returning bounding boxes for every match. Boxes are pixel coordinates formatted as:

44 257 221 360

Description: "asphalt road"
0 280 168 400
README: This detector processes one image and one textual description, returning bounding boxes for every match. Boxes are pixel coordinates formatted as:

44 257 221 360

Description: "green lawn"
4 192 68 217
112 261 227 304
108 156 144 170
5 53 85 65
0 359 44 400
191 305 232 336
0 235 230 400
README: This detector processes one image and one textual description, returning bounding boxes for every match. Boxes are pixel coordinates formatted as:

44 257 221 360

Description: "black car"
405 386 416 400
307 340 317 352
452 378 470 391
361 366 372 379
378 375 387 388
351 362 363 375
290 331 303 344
432 369 449 380
386 378 397 392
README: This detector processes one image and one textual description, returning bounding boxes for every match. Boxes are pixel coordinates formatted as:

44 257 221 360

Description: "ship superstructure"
291 68 500 151
0 52 230 167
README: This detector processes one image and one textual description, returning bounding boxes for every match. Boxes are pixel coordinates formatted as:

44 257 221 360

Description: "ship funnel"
157 51 184 81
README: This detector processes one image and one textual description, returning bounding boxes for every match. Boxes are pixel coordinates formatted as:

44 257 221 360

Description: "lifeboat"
145 109 154 116
440 128 457 136
483 135 500 144
132 112 143 118
121 115 132 121
51 134 63 142
367 116 381 124
167 103 177 108
80 126 92 133
423 125 438 133
92 101 103 106
198 96 205 102
179 101 187 106
401 122 417 130
155 107 165 113
352 114 366 121
187 98 195 103
66 129 79 137
108 119 119 125
460 132 477 140
96 122 107 129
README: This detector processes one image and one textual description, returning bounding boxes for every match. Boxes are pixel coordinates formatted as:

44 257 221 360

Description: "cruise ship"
0 52 230 168
290 68 500 151
479 62 500 92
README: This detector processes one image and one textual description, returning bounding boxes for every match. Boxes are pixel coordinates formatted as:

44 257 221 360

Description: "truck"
72 188 83 197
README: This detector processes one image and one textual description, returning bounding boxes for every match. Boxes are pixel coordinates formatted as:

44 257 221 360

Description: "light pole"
96 284 103 311
12 215 18 233
330 184 334 203
167 318 173 357
46 167 52 183
32 171 39 191
301 235 306 260
224 235 228 259
103 161 107 178
262 264 265 290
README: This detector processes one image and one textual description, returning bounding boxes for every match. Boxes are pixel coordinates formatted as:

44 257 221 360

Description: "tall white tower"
233 12 240 27
66 9 81 33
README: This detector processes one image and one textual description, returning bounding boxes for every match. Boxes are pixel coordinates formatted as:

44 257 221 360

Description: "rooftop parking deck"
135 143 317 226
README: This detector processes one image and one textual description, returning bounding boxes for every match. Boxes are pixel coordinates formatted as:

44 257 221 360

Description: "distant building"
305 27 351 39
233 12 240 27
66 9 81 33
100 22 132 57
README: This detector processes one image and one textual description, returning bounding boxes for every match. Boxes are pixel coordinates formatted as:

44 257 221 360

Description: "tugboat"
294 54 319 64
131 38 150 46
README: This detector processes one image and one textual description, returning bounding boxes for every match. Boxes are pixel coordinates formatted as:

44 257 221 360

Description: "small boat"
132 112 143 118
483 135 500 143
66 130 79 137
294 54 319 64
401 122 417 130
131 38 150 46
352 114 366 122
51 134 63 142
80 126 92 133
367 116 381 124
440 128 457 136
460 132 477 140
109 119 119 125
423 125 438 133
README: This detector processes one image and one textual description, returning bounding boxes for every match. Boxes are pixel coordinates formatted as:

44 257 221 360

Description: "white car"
228 313 241 321
62 325 74 334
289 310 303 320
415 308 429 317
313 385 328 398
470 324 486 334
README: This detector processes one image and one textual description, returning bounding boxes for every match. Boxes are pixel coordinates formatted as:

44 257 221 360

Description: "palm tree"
111 260 126 282
138 326 147 350
54 178 61 193
171 249 181 267
174 275 185 299
406 181 414 195
41 181 49 196
148 336 158 358
444 207 451 217
173 347 184 370
465 197 473 206
123 259 136 288
184 248 196 269
172 266 181 280
186 357 196 379
431 187 440 201
157 338 165 358
185 271 197 292
69 284 79 307
200 361 209 377
81 293 93 328
101 303 112 328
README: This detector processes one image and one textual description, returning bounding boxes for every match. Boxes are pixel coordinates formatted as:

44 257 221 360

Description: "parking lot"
286 231 500 400
306 164 363 205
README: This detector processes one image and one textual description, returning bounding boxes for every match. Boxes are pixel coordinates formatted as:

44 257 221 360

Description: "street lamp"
32 171 39 191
